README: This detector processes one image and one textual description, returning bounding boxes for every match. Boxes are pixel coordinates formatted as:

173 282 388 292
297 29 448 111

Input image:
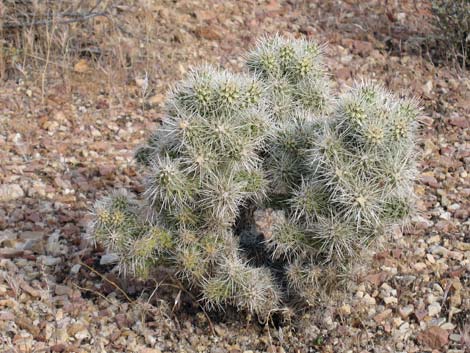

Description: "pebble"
413 262 427 271
70 264 81 274
75 330 90 340
399 305 414 319
100 253 119 265
339 304 351 316
384 296 398 305
141 349 162 353
40 256 62 266
362 294 376 306
55 285 72 297
427 294 439 305
0 184 25 202
441 322 455 330
373 309 392 324
428 303 441 317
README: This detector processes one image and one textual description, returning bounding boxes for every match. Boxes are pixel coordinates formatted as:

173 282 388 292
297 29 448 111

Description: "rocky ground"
0 0 469 352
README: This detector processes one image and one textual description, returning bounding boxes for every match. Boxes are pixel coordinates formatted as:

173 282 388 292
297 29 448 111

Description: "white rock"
413 262 427 271
430 245 449 257
428 302 441 317
41 256 62 266
0 230 16 245
441 322 455 330
439 211 451 220
384 296 398 305
70 264 81 274
432 283 444 295
362 294 376 306
75 330 90 340
0 184 25 202
100 253 119 265
427 294 439 304
399 322 410 331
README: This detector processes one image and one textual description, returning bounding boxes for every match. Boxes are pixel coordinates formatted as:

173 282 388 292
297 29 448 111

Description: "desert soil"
0 1 469 352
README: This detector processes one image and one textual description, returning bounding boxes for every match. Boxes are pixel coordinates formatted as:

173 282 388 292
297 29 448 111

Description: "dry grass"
1 0 166 102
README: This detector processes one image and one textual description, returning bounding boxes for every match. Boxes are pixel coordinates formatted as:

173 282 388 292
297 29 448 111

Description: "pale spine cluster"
89 35 419 317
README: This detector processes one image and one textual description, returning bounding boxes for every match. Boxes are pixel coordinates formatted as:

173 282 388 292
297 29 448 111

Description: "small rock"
374 309 392 324
19 280 41 298
0 230 16 247
351 40 373 56
195 26 222 40
422 80 433 96
16 316 40 337
418 115 434 126
70 264 81 274
413 262 427 271
99 165 114 177
449 116 469 128
421 174 439 188
365 271 389 286
0 312 15 321
55 285 72 297
428 303 441 317
0 184 25 202
141 349 162 353
148 94 165 106
362 294 376 306
427 294 439 304
430 245 449 257
412 216 433 229
214 325 226 336
399 305 414 319
50 344 66 353
427 235 441 244
339 304 351 316
441 323 455 330
449 333 461 342
100 253 119 265
384 296 398 305
74 59 90 73
68 322 85 337
41 256 62 266
75 330 90 340
417 326 448 349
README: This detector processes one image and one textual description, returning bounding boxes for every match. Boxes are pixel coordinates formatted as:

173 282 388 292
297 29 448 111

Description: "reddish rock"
449 116 469 128
115 313 130 329
418 115 434 126
454 209 469 220
194 26 222 40
417 326 449 349
50 344 66 352
99 165 114 177
414 309 427 322
364 271 389 286
354 40 373 55
373 309 392 324
439 155 461 169
421 174 439 188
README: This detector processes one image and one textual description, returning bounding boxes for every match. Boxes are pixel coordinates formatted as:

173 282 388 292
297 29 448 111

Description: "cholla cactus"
89 35 419 318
